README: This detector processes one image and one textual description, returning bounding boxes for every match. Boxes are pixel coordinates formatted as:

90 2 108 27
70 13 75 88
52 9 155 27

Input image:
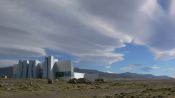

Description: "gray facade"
43 56 55 79
22 60 29 78
28 60 40 78
53 60 74 80
13 60 40 79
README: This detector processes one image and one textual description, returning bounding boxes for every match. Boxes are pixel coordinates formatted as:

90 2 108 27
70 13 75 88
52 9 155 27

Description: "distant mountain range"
74 67 173 80
0 66 173 79
0 66 13 78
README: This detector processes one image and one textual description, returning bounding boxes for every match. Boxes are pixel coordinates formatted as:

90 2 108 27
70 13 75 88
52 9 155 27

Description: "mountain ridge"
74 67 173 80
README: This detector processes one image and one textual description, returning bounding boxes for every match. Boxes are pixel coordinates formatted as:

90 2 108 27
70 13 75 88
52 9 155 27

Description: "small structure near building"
74 72 99 81
74 72 85 79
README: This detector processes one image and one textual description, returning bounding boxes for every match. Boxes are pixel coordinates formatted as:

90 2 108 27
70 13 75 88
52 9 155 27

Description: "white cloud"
151 66 160 69
129 0 175 61
0 60 17 67
151 48 175 60
140 0 164 20
0 45 46 57
166 68 175 71
142 65 160 72
105 70 115 74
170 0 175 16
105 66 111 69
122 64 160 72
121 64 142 72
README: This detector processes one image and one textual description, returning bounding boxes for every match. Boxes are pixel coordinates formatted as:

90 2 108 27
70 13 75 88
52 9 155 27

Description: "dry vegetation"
0 79 175 98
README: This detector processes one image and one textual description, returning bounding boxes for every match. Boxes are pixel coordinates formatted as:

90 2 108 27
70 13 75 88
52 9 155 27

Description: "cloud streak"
142 66 160 72
121 64 160 72
121 64 142 72
0 60 17 67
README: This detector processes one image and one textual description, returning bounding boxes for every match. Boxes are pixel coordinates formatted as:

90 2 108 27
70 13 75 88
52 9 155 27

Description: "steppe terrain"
0 79 175 98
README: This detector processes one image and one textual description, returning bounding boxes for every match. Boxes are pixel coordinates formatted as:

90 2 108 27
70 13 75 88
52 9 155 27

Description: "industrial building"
13 56 74 80
6 56 99 81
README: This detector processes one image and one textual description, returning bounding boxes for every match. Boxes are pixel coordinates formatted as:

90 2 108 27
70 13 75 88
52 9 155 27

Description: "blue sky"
113 43 175 77
0 0 175 77
45 43 175 77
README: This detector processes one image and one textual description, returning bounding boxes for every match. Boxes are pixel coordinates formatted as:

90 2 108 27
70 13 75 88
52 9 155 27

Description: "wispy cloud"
121 64 160 72
0 60 17 67
166 68 175 71
105 66 111 69
105 70 115 74
121 64 142 72
142 66 160 72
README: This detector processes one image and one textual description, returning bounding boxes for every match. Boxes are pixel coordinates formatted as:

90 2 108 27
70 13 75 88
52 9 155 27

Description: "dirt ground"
1 79 175 98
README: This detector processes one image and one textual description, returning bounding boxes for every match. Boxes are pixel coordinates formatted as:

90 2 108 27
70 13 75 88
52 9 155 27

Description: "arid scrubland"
0 79 175 98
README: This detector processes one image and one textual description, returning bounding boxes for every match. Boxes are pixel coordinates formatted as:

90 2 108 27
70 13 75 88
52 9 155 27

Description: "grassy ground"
0 79 175 98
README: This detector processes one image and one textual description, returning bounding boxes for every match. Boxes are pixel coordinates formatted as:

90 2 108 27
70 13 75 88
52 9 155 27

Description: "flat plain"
0 79 175 98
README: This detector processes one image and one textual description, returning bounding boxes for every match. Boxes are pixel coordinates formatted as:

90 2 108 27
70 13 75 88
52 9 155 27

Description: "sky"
0 0 175 77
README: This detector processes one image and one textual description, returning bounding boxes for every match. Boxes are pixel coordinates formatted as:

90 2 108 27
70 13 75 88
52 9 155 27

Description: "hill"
74 67 172 80
0 66 13 78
